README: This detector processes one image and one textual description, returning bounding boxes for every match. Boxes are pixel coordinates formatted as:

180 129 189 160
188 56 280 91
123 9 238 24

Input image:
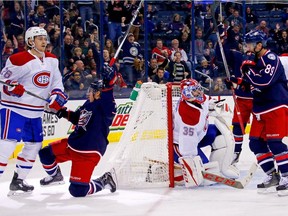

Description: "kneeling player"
38 65 118 197
173 79 239 187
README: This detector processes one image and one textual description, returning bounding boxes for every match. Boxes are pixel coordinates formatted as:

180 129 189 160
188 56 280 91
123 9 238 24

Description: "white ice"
1 135 288 216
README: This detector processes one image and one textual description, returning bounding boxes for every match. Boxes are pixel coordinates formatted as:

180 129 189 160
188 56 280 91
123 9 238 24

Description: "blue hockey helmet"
89 79 103 93
245 30 267 45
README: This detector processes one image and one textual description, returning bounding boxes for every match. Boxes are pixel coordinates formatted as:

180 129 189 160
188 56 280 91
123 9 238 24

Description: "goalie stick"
144 157 258 189
202 162 258 189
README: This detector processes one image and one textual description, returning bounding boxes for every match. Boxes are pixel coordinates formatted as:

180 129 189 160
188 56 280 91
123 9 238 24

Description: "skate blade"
40 180 65 187
277 190 288 197
257 186 277 194
7 190 33 197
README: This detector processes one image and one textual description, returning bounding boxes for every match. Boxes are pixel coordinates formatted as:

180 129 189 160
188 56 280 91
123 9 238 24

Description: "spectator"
63 34 75 68
196 59 214 88
178 31 190 54
77 0 94 28
203 40 216 63
64 70 88 99
9 1 25 37
255 20 270 37
278 30 288 55
151 39 172 65
16 34 25 52
125 0 142 41
75 60 93 84
107 0 126 46
151 67 168 84
245 6 258 32
226 24 243 50
194 28 206 64
167 13 185 35
226 9 245 28
72 47 86 63
120 33 143 87
105 39 116 58
167 51 190 82
213 77 227 93
30 5 49 27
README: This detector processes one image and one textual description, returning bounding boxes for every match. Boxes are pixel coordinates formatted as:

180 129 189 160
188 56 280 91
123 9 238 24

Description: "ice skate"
276 176 288 197
7 172 34 197
257 171 280 194
99 169 117 193
40 168 65 187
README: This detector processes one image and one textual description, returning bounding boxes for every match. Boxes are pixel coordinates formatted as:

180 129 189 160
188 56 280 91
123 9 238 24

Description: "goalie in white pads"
173 79 239 187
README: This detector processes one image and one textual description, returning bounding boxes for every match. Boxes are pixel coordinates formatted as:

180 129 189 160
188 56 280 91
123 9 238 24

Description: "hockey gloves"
56 107 68 119
102 63 117 88
3 80 25 97
240 60 256 74
48 89 68 113
225 76 242 90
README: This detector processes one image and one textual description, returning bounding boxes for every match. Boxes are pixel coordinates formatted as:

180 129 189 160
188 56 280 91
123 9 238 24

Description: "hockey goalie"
173 79 240 187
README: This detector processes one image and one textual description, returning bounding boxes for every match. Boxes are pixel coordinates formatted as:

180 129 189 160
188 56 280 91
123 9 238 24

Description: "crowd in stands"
1 0 288 99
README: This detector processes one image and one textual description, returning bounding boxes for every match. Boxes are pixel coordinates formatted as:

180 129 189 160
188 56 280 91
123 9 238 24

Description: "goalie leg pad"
179 156 204 188
210 118 240 179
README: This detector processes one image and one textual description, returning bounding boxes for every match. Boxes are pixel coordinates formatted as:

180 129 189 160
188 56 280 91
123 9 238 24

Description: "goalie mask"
180 79 204 103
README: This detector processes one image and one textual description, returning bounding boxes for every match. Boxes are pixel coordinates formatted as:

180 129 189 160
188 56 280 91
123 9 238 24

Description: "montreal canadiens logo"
33 71 50 88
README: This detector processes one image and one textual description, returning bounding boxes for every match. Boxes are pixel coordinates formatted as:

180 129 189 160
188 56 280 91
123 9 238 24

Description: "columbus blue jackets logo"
78 109 92 131
130 47 138 57
267 53 276 60
33 71 50 88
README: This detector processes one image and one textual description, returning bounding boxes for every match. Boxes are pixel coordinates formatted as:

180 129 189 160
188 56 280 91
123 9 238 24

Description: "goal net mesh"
105 82 181 188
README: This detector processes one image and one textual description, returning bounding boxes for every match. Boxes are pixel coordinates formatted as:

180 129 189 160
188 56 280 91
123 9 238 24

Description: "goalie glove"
3 80 25 97
209 99 225 112
240 60 256 74
48 89 68 113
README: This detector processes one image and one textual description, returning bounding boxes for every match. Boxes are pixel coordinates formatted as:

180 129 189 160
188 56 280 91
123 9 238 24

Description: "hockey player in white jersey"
0 27 68 196
173 79 239 187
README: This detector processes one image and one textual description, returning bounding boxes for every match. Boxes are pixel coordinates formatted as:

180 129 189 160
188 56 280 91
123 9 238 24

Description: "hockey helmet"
180 79 204 103
88 79 103 94
245 30 267 45
25 27 48 46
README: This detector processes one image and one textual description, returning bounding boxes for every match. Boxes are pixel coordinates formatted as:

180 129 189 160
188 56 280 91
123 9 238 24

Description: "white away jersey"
279 56 288 80
0 50 64 118
173 95 210 157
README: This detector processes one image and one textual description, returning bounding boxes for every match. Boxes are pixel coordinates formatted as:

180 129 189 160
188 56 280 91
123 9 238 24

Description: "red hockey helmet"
180 79 204 103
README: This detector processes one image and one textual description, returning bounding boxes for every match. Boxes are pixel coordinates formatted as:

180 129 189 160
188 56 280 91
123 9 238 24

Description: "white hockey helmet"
25 27 48 47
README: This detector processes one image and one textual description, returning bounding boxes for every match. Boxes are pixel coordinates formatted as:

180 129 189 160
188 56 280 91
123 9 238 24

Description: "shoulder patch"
267 53 276 60
9 51 35 66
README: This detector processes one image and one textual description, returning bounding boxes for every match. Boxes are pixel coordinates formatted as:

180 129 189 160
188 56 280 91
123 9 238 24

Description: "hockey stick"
144 157 258 189
0 80 50 102
211 1 245 134
202 162 258 189
109 0 143 66
195 69 212 93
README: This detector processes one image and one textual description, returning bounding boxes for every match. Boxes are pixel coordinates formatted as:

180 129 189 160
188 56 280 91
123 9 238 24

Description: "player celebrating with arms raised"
0 27 68 196
230 30 288 196
38 64 117 197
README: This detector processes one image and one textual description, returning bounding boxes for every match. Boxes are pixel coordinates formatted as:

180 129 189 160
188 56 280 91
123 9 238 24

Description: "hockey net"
105 82 180 188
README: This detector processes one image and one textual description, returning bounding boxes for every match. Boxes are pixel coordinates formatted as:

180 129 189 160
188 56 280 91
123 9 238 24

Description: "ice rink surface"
1 135 288 216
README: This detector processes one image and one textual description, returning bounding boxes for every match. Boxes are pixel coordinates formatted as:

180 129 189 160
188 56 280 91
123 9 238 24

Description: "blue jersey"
121 40 142 64
67 89 116 155
244 50 288 114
